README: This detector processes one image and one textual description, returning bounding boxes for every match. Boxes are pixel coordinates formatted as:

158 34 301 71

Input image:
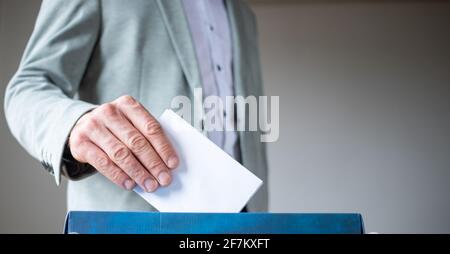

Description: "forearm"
3 0 100 184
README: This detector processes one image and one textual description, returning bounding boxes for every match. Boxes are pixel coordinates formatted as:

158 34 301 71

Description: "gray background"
1 0 449 233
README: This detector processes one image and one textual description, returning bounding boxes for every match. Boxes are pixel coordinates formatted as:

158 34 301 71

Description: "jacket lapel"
226 0 250 98
156 0 202 92
157 0 250 98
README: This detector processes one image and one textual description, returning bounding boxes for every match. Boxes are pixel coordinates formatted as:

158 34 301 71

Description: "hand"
68 95 179 192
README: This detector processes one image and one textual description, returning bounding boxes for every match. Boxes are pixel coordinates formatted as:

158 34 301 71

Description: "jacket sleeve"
3 0 100 185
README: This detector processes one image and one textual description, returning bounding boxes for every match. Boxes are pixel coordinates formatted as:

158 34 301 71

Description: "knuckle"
147 159 164 172
145 121 162 136
111 145 130 162
96 156 110 168
98 103 117 117
128 134 148 153
82 117 99 131
117 95 137 106
133 169 148 182
110 170 124 183
125 166 146 181
69 132 84 147
158 143 173 157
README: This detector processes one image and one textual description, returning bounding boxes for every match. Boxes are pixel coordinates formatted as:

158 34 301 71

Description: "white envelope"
133 109 263 213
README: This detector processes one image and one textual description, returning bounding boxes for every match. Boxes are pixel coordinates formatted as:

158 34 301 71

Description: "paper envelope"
134 110 263 213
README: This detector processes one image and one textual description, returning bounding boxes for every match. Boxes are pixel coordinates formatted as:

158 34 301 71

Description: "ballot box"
64 211 364 234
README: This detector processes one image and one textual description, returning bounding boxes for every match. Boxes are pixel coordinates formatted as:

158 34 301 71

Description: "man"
4 0 267 212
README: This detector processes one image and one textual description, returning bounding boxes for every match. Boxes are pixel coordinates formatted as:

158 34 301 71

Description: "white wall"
0 0 68 233
1 0 449 233
255 2 450 233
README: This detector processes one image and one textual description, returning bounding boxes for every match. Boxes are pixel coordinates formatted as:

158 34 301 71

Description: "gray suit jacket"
4 0 268 212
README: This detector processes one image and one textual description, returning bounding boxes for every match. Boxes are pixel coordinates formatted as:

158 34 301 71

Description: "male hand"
68 95 179 192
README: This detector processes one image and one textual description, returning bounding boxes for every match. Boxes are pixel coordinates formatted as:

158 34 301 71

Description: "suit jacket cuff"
46 100 97 185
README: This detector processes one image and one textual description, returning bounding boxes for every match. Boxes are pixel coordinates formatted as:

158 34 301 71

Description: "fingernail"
158 171 172 186
144 178 158 192
124 179 135 190
167 155 179 168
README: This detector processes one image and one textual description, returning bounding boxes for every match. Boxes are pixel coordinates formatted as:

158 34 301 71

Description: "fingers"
96 103 172 186
70 140 135 190
82 117 159 193
68 95 178 193
113 95 179 169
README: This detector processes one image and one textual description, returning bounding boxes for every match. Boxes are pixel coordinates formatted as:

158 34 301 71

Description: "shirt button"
217 65 222 71
209 25 214 31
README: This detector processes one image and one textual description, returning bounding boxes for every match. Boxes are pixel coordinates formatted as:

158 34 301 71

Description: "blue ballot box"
64 211 364 234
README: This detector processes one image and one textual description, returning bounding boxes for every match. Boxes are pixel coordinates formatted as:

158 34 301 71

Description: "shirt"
182 0 240 160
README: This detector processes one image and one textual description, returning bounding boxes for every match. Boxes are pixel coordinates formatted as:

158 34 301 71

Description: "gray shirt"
182 0 240 160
